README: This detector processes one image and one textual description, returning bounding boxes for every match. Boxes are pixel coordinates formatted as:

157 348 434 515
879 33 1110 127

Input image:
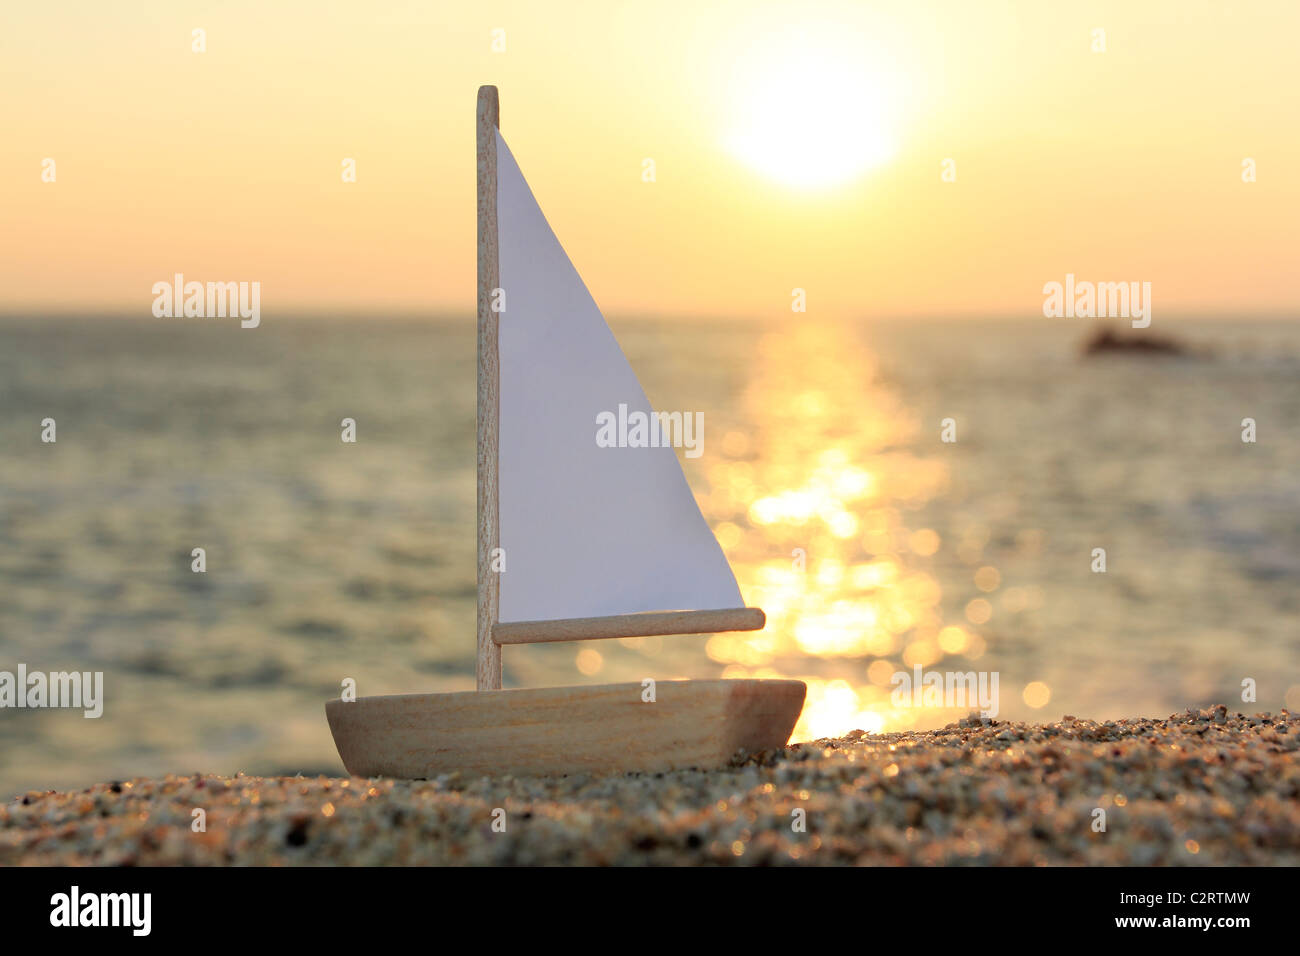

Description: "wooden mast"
476 85 502 690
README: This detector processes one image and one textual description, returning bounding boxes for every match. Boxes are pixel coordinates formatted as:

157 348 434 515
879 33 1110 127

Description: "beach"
4 706 1295 866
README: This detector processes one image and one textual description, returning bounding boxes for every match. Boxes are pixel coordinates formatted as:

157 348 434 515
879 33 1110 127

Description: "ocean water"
1 315 1297 797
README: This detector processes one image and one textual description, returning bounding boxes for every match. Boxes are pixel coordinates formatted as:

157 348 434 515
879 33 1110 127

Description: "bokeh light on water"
697 321 983 739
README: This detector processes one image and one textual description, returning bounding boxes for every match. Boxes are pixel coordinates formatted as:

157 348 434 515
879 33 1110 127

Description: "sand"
3 705 1296 865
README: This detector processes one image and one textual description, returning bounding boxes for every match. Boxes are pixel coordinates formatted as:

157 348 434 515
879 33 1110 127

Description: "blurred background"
1 1 1297 795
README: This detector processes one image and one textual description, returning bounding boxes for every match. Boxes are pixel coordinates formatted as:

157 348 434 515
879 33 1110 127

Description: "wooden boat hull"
325 679 806 778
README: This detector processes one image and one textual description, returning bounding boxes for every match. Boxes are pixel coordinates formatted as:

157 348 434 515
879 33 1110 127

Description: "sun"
724 25 899 190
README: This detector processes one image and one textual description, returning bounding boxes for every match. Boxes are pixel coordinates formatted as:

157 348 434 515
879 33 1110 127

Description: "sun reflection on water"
705 322 987 740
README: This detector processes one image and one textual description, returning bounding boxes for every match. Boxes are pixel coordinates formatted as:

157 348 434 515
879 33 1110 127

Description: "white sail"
494 130 744 623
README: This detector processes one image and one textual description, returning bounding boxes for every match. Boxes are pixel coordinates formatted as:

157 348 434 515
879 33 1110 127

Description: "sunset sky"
3 0 1297 319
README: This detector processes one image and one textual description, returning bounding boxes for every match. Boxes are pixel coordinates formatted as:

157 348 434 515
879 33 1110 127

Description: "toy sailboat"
325 87 805 778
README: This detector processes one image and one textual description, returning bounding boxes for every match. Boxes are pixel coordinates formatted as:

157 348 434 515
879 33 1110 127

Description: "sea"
1 314 1296 796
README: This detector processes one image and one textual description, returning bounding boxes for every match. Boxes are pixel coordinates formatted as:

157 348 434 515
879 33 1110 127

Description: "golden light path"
568 320 1051 737
704 322 989 741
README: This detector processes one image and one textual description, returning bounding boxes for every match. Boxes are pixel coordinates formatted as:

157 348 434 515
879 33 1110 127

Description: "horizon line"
0 308 1296 324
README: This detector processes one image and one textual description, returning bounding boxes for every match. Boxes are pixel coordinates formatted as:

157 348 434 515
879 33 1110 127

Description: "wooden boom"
493 607 765 645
